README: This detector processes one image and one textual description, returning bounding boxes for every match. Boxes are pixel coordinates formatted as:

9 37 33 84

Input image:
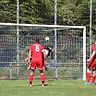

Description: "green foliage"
0 0 16 23
58 2 79 25
92 0 96 34
0 0 96 34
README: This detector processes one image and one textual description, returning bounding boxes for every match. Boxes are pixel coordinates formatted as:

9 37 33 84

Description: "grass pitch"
0 79 96 96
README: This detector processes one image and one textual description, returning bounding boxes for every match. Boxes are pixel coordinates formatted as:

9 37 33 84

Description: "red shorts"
30 58 44 70
87 60 96 70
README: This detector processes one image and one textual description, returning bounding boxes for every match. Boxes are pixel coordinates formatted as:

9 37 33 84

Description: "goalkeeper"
42 46 52 70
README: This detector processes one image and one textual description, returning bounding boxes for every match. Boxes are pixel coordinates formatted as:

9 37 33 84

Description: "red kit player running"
86 35 96 85
27 38 46 87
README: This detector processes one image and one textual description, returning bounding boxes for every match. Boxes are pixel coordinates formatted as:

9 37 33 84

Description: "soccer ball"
45 36 50 41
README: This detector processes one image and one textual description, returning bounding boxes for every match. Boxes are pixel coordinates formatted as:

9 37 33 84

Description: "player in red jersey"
86 36 96 85
27 38 46 87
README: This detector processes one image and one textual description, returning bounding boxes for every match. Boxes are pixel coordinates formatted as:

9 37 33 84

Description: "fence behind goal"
0 23 86 80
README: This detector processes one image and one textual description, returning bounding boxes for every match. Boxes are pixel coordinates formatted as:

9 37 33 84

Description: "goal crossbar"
0 23 86 29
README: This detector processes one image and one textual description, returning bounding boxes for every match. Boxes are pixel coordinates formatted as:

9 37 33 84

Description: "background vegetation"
0 0 96 34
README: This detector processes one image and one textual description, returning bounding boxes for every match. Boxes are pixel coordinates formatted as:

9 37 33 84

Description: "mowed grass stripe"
0 80 96 96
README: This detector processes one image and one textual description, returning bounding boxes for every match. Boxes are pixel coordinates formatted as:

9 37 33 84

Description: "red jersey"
29 43 44 59
87 43 96 70
28 42 45 70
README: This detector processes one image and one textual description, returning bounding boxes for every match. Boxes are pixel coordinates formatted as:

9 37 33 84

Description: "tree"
0 0 16 23
57 0 80 25
0 0 95 34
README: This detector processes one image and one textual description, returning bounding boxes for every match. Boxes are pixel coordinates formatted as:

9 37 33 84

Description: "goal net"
0 23 86 80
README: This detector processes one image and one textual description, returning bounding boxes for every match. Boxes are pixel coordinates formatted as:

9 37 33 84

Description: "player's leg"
91 69 96 85
86 68 91 84
28 69 35 87
28 60 36 87
86 62 92 84
39 70 45 87
38 60 45 87
91 63 96 85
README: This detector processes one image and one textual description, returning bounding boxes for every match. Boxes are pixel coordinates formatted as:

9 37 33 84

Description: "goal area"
0 23 86 80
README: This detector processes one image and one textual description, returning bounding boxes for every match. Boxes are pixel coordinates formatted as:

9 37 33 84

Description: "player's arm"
87 51 96 62
25 57 29 64
26 50 32 70
28 50 32 63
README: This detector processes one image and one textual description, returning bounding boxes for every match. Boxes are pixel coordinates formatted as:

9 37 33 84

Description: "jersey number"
35 45 40 52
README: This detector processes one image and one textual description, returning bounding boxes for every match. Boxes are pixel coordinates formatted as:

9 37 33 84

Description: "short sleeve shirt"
29 43 44 59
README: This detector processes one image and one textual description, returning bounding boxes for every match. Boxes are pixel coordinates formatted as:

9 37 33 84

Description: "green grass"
0 79 96 96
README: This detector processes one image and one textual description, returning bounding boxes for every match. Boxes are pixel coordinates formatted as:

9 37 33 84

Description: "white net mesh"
0 23 86 80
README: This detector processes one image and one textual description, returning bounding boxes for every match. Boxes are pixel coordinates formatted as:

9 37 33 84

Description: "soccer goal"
0 23 86 80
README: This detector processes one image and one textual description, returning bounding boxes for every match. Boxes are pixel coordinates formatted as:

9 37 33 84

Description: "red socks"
86 71 96 84
40 74 45 84
86 72 91 83
29 75 33 85
92 75 96 84
28 74 45 86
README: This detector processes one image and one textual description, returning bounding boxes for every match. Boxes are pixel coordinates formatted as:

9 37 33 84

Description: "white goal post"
0 23 86 80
